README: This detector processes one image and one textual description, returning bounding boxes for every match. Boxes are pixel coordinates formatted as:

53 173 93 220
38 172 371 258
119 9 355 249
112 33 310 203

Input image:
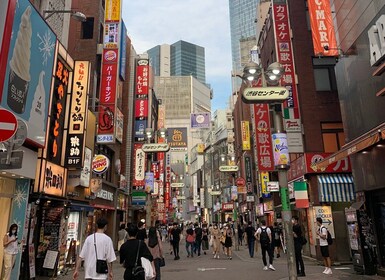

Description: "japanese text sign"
254 104 274 171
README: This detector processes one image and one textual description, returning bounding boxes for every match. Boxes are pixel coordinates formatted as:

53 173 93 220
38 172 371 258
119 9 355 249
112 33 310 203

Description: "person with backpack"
272 222 283 258
292 216 305 277
316 217 332 275
255 220 275 271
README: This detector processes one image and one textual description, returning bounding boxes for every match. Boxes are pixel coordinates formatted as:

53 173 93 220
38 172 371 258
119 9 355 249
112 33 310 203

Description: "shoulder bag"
94 234 109 274
132 240 145 280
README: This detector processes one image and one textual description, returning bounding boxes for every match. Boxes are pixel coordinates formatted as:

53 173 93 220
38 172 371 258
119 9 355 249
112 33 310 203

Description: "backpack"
321 226 333 245
259 227 270 245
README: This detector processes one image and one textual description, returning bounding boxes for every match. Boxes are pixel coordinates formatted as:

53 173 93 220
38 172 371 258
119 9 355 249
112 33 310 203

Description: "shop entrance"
0 178 15 275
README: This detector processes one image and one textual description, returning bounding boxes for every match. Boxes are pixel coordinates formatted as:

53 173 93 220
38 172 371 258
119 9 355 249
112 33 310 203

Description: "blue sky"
121 1 233 112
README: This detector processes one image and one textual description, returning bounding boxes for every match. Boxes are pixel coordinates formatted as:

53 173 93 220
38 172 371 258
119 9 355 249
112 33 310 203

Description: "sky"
121 1 233 112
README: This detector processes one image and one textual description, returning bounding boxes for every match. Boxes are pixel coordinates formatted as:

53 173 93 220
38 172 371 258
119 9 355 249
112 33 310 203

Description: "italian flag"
294 181 309 208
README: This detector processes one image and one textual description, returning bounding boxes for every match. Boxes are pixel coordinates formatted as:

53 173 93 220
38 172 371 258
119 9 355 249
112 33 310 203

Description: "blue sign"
135 119 146 138
119 21 127 80
1 0 56 147
191 112 210 128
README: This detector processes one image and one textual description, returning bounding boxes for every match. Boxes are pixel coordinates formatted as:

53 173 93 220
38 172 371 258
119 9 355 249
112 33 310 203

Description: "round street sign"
3 119 28 150
236 177 246 186
0 109 18 142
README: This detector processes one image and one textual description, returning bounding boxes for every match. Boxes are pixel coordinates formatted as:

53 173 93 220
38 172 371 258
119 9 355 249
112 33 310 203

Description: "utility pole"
273 105 297 280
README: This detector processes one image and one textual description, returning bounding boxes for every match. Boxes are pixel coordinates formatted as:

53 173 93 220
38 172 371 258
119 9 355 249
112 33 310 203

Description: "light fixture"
145 128 154 140
157 127 168 138
43 10 87 22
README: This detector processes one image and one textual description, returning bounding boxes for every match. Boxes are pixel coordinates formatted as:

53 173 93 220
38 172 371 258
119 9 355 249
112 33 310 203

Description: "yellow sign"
260 171 270 195
241 121 251 150
196 143 205 154
105 0 121 22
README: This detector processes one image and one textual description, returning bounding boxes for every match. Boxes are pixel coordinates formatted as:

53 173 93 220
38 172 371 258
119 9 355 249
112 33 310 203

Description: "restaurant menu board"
37 207 63 258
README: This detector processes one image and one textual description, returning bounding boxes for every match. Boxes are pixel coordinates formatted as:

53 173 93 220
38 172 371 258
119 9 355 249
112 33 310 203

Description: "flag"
294 181 309 208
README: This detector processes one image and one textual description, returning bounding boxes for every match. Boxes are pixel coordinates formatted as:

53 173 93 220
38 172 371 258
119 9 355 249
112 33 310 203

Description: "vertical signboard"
46 58 71 165
65 61 90 168
132 143 145 187
260 171 271 198
307 0 338 56
254 104 274 171
272 1 300 120
119 21 127 80
0 0 56 147
241 121 251 150
135 60 149 97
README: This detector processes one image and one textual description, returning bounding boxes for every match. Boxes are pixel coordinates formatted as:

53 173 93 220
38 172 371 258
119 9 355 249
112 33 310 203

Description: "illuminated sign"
242 87 289 103
92 154 110 175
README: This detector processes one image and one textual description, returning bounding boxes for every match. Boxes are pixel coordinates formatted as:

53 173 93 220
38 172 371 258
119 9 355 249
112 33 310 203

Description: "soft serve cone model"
29 71 46 124
8 6 32 114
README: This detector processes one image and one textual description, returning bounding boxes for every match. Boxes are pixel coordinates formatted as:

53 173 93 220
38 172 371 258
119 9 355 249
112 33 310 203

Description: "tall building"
147 40 206 84
228 0 259 73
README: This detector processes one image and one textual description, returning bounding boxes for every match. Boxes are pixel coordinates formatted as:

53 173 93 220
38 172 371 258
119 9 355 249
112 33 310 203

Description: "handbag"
159 257 166 267
132 240 145 280
141 256 155 280
94 234 108 274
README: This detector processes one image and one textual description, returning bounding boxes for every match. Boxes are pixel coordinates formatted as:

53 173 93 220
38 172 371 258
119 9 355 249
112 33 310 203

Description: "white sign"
267 181 280 192
210 191 222 196
80 147 92 187
287 132 304 153
142 143 170 152
242 87 289 103
368 15 385 66
219 165 239 172
134 148 145 181
313 206 335 238
246 195 255 202
171 183 184 188
284 119 302 132
96 189 114 201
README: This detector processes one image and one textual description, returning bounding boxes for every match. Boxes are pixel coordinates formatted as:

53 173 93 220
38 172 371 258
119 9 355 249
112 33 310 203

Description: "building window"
321 123 345 153
81 17 94 39
313 57 338 92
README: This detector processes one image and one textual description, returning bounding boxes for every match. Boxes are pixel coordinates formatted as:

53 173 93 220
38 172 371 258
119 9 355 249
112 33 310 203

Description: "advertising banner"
103 22 119 49
36 159 67 197
190 112 210 128
231 185 238 201
260 171 271 198
307 0 338 56
272 133 290 167
134 119 146 140
135 60 149 97
104 0 121 22
241 121 251 150
132 143 145 186
135 99 148 118
167 127 188 150
0 0 56 147
272 1 301 122
145 172 154 193
119 21 127 80
115 108 123 143
254 104 274 171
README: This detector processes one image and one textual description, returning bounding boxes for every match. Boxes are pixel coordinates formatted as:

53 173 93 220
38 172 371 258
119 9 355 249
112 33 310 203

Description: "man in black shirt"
170 222 181 260
244 221 256 258
292 216 305 277
136 221 147 241
193 223 203 256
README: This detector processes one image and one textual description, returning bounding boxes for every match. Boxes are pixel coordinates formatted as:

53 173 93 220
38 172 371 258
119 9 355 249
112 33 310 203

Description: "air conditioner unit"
96 44 103 55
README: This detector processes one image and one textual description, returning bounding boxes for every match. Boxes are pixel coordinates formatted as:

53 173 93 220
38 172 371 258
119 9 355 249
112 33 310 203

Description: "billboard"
167 127 188 150
0 0 56 147
241 121 251 150
191 112 210 128
135 60 149 97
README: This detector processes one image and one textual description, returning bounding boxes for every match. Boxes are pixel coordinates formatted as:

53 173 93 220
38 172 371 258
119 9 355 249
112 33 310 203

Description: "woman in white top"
3 224 19 280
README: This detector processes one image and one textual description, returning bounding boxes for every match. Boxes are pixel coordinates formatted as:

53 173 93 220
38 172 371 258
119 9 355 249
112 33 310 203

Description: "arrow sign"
0 109 18 142
323 219 332 225
142 143 170 152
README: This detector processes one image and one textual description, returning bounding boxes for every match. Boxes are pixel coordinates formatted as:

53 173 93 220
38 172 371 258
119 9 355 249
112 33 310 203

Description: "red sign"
135 63 149 96
236 177 246 186
272 3 300 119
254 104 274 171
308 0 338 56
0 108 17 142
222 202 234 211
305 153 351 173
100 63 118 104
135 99 148 118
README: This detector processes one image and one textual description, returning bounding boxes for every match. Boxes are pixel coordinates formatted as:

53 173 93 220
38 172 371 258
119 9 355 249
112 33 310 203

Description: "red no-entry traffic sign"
0 108 18 142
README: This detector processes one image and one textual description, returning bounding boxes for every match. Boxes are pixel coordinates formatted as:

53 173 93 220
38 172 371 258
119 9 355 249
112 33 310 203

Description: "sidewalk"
233 242 383 280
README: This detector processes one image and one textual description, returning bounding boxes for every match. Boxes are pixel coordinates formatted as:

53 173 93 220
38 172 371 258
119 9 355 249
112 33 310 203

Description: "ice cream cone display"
7 6 32 114
29 71 46 124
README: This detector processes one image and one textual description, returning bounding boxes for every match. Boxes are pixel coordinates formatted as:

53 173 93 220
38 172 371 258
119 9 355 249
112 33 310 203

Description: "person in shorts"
316 217 332 275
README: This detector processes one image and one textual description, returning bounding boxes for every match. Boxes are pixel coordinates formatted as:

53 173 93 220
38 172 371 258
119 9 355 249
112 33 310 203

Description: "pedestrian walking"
2 224 19 280
244 221 256 258
272 222 283 258
224 226 233 260
146 227 164 280
137 220 147 241
118 223 128 251
185 224 195 257
170 222 181 260
120 224 155 280
237 223 244 246
292 216 306 277
193 223 203 256
73 218 116 280
211 224 222 259
316 217 332 275
201 223 209 255
255 220 275 271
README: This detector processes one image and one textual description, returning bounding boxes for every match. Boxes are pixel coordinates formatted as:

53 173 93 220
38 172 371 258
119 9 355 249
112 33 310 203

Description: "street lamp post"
144 127 169 228
220 153 239 251
237 62 296 279
43 10 87 21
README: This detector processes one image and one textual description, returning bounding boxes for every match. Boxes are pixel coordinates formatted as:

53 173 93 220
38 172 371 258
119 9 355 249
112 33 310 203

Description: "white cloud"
122 0 232 110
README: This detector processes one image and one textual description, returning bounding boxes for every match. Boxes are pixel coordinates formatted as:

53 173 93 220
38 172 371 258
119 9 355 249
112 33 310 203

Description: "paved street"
57 240 383 280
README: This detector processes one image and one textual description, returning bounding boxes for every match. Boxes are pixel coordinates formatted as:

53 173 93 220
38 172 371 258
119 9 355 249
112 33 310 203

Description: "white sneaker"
217 255 220 259
324 268 332 275
322 267 328 274
269 264 276 271
263 266 268 271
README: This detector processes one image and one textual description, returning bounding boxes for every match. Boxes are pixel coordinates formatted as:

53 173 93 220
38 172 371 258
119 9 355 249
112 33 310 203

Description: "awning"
315 123 385 169
317 174 355 202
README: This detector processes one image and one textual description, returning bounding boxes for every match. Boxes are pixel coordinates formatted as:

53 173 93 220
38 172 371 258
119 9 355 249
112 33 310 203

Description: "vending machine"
345 202 377 275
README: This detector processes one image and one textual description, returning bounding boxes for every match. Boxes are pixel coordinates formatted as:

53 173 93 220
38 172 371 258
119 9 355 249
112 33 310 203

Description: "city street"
59 240 383 280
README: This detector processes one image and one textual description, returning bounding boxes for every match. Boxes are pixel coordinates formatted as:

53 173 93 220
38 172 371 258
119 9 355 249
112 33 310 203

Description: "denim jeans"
186 241 194 256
